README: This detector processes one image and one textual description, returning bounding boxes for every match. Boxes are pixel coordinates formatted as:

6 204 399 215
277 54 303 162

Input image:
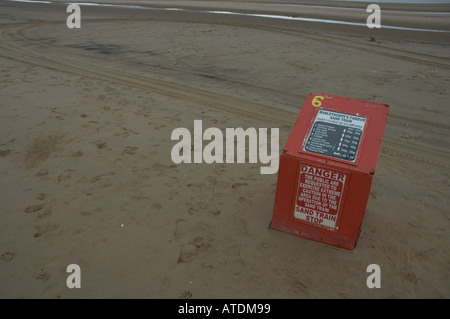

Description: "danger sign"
294 165 346 230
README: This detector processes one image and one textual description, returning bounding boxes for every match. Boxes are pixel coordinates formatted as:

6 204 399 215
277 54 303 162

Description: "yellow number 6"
312 95 324 107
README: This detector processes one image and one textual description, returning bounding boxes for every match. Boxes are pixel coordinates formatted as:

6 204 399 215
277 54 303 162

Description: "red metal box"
271 93 389 250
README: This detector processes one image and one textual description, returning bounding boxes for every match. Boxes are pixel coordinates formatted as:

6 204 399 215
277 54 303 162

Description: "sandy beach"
0 0 449 298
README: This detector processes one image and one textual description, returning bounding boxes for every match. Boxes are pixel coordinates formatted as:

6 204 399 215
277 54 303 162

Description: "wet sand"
0 0 449 298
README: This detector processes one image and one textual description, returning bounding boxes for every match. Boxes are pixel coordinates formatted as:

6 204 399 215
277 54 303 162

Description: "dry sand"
0 0 449 298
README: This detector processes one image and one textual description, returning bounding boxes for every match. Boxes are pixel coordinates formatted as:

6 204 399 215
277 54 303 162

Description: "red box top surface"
284 93 389 174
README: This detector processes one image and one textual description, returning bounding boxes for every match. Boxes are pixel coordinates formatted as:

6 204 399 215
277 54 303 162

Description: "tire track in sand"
0 19 448 169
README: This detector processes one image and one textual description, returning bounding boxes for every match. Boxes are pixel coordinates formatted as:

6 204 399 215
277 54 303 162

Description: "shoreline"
5 0 450 35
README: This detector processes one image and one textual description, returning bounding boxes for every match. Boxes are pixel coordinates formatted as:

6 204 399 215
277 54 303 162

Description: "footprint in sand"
203 176 217 188
225 258 246 276
0 149 11 157
72 150 84 158
186 176 218 193
178 236 212 264
36 169 49 177
89 172 116 183
24 203 45 214
208 210 221 216
228 215 249 236
152 162 177 172
35 268 50 282
37 210 52 220
122 146 138 155
36 193 48 201
1 252 16 262
231 182 249 189
173 219 187 243
158 174 180 185
174 220 213 264
34 223 58 238
57 169 74 182
151 202 162 211
96 141 107 150
180 291 193 299
284 269 310 296
177 243 197 263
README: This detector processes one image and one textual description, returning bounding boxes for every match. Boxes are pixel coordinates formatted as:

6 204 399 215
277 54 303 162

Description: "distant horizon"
6 0 450 3
330 0 450 3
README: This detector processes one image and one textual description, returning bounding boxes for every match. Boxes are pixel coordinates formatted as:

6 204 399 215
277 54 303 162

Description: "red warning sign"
294 165 346 230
